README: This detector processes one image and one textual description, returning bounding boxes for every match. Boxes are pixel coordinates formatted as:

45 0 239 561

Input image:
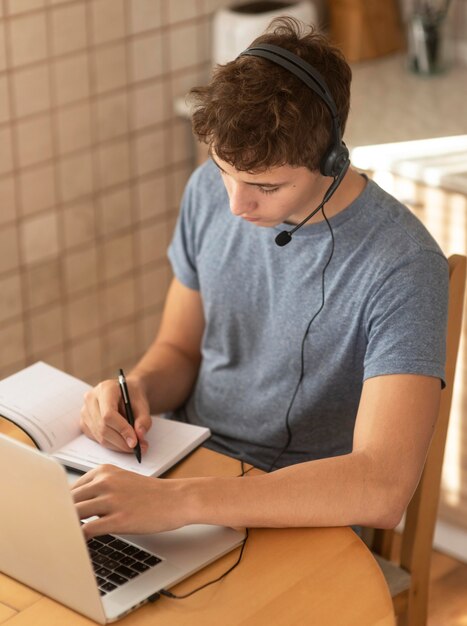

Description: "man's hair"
189 17 352 173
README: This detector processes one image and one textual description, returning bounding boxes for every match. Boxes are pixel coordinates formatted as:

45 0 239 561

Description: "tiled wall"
1 0 466 385
0 0 226 384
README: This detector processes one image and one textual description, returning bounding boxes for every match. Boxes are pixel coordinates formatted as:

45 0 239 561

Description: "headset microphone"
275 160 349 246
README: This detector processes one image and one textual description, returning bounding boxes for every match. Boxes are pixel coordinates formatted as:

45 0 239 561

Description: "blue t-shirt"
168 160 449 471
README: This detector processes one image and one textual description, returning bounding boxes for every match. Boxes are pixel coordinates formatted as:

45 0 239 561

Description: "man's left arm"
73 373 441 536
185 373 440 530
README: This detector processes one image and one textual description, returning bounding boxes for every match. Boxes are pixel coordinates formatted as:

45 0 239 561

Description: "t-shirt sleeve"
363 250 449 386
167 170 200 291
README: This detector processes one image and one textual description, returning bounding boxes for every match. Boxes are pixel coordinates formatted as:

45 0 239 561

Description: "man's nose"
229 184 257 216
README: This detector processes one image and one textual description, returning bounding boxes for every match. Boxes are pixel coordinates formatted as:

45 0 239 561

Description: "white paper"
0 362 89 452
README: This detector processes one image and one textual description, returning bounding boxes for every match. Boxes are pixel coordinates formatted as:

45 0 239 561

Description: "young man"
73 19 448 539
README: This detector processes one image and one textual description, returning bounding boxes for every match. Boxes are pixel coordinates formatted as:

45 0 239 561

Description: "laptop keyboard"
87 534 162 596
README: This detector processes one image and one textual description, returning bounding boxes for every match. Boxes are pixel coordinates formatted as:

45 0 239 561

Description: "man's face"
211 152 328 227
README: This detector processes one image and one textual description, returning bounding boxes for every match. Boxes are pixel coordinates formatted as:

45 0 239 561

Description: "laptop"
0 434 245 623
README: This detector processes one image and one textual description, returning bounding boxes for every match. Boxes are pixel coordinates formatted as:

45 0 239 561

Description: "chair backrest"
370 254 467 615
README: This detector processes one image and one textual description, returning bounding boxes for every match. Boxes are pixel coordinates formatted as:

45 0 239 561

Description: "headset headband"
238 42 349 179
240 43 338 118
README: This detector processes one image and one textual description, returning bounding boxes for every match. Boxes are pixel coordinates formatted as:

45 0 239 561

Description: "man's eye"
259 187 279 194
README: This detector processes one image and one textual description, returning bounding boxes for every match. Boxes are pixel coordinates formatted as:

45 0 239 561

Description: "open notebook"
0 362 210 476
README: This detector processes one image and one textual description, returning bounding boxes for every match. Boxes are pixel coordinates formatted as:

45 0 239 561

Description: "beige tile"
56 101 92 155
9 12 48 67
13 64 51 117
102 232 134 281
68 334 102 381
102 276 136 325
102 320 137 373
198 18 211 65
95 91 128 142
0 23 6 71
67 290 101 339
91 0 125 45
64 245 98 294
20 163 56 216
41 349 66 372
0 319 25 367
169 22 200 72
133 127 167 177
54 53 90 106
130 78 167 131
136 171 168 221
129 0 162 34
99 186 132 236
0 126 13 175
7 0 44 14
165 0 200 25
24 259 61 309
15 113 53 168
139 263 169 310
0 273 22 323
137 220 167 266
51 2 87 56
171 118 194 164
20 211 59 265
97 139 130 189
94 43 127 94
130 32 163 82
139 310 162 352
59 150 93 203
202 0 228 13
0 359 27 380
169 163 192 207
171 65 208 100
62 199 96 248
0 74 10 124
0 175 16 225
166 209 177 243
28 304 64 356
0 224 19 273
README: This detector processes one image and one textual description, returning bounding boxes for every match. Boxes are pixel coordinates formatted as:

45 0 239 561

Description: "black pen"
118 368 142 463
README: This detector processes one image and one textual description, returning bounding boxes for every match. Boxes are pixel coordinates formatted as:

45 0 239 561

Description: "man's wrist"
177 476 246 528
127 368 151 397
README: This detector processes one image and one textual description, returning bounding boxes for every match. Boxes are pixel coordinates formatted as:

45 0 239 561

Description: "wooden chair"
363 254 467 626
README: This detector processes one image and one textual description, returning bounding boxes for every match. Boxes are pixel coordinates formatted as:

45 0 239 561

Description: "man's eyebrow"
210 154 285 187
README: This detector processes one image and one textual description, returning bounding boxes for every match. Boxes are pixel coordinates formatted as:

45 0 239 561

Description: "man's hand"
80 377 152 455
71 465 190 538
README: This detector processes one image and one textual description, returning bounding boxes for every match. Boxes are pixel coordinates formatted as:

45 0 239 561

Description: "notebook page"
55 416 211 476
0 362 89 453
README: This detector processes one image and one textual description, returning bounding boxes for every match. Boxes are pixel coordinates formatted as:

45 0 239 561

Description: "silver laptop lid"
0 434 246 624
0 434 106 624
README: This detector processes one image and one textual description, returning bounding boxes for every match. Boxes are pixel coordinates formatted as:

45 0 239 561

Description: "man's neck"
302 168 367 225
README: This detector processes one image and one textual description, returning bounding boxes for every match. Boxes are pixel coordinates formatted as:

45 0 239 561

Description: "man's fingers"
80 377 152 454
81 517 114 540
95 407 138 452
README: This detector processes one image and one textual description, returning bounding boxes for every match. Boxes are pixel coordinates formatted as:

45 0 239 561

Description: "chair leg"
397 584 428 626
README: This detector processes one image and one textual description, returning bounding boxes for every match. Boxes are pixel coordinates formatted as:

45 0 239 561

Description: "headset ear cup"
320 143 350 177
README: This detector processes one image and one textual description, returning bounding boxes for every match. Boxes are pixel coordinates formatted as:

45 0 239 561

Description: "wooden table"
0 419 395 626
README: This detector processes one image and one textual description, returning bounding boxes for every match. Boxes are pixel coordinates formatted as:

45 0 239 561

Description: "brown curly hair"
189 17 351 173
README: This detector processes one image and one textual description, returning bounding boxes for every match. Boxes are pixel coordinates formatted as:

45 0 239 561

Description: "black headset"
239 43 350 246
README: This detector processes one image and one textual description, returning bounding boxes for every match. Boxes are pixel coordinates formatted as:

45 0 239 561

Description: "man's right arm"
129 277 205 413
79 277 204 453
